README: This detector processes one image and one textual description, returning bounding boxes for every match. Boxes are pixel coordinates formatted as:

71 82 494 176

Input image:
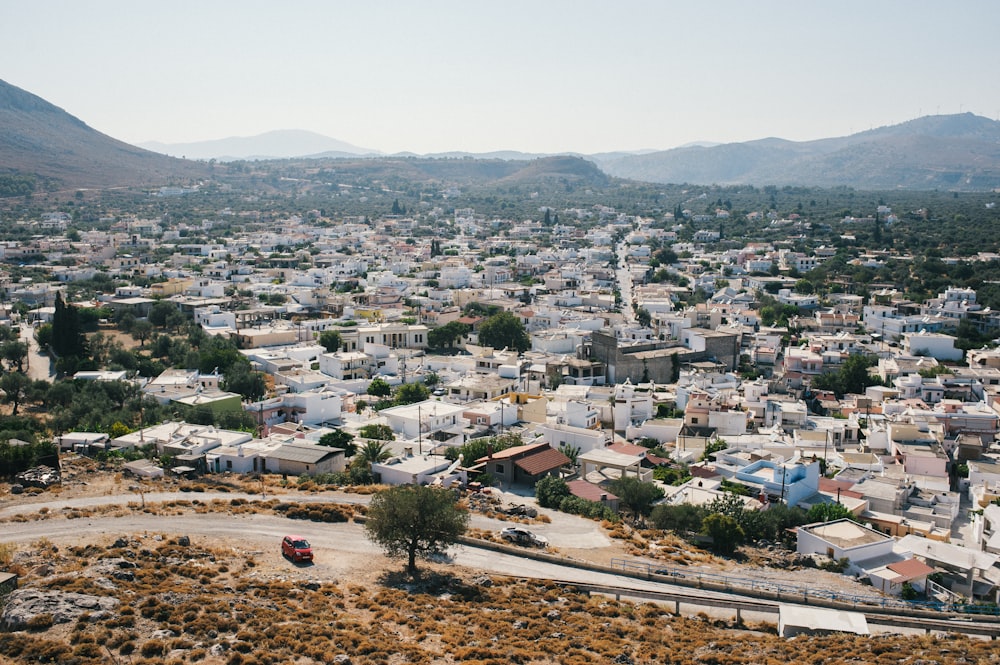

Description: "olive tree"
364 485 470 575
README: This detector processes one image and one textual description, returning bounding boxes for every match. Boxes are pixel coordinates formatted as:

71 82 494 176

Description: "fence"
610 558 1000 616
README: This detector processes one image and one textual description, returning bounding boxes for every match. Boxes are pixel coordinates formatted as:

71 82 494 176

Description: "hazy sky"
3 1 999 154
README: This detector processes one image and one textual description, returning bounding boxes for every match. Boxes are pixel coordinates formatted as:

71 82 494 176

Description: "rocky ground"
2 457 995 664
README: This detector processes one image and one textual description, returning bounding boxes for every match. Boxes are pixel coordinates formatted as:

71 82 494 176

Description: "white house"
902 330 962 362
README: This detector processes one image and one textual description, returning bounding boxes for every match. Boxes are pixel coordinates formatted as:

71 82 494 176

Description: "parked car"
281 535 313 562
499 527 548 547
654 568 685 578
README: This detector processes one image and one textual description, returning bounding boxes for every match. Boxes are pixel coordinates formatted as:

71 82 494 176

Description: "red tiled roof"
474 441 549 464
887 558 935 581
567 479 618 502
690 465 720 479
513 447 572 476
608 442 648 457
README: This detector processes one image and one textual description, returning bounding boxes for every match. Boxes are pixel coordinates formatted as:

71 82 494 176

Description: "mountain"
599 113 1000 191
141 129 379 161
0 78 207 190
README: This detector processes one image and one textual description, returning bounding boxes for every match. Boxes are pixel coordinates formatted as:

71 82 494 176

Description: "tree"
358 424 395 441
607 476 665 518
443 432 521 463
558 442 581 466
148 300 178 328
635 307 652 328
700 439 728 461
806 502 856 524
535 475 571 508
477 311 530 353
354 441 393 478
131 320 154 347
1 340 27 373
395 381 429 405
702 513 745 555
364 484 470 574
427 321 469 350
367 377 392 398
223 363 267 402
1 371 32 416
51 292 87 359
318 429 357 457
319 330 343 353
650 503 708 534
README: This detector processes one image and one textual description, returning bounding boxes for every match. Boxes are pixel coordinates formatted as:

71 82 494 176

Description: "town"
1 171 999 627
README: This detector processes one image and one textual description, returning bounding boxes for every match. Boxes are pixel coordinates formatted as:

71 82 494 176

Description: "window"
495 464 504 474
226 460 232 469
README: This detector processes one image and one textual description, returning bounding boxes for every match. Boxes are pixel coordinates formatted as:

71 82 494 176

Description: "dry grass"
0 536 994 665
2 459 995 664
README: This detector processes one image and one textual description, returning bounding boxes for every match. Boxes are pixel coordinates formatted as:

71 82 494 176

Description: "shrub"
26 613 54 631
535 475 570 508
558 495 619 522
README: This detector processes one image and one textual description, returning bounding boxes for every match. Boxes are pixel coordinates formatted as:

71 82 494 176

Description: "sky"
3 0 1000 155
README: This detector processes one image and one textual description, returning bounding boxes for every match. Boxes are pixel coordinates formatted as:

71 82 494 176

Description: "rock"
546 610 561 620
151 629 177 639
10 484 23 494
15 466 61 489
176 536 191 547
0 589 119 630
613 654 635 665
112 537 129 549
332 655 352 664
302 581 321 591
30 564 53 578
209 643 227 656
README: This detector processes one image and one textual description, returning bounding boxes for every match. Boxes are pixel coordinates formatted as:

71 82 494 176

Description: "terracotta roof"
887 558 936 581
474 441 549 464
819 477 861 495
513 447 571 476
608 442 648 457
567 479 618 502
690 465 721 479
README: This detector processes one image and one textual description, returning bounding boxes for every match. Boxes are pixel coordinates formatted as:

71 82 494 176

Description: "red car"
281 535 313 562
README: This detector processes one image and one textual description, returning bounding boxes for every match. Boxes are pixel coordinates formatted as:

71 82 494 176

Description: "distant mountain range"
139 116 1000 191
595 114 1000 191
0 79 207 190
3 76 1000 192
140 129 379 161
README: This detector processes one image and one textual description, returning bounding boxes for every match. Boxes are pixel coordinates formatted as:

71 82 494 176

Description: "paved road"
615 241 635 324
19 322 55 382
0 489 611 551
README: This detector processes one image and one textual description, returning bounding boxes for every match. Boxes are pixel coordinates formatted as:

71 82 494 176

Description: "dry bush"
25 613 54 631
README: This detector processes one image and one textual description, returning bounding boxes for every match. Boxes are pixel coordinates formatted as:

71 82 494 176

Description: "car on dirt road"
499 527 548 547
281 535 313 562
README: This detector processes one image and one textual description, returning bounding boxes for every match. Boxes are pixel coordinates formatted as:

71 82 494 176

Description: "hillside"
598 113 1000 191
252 154 611 190
0 79 208 191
